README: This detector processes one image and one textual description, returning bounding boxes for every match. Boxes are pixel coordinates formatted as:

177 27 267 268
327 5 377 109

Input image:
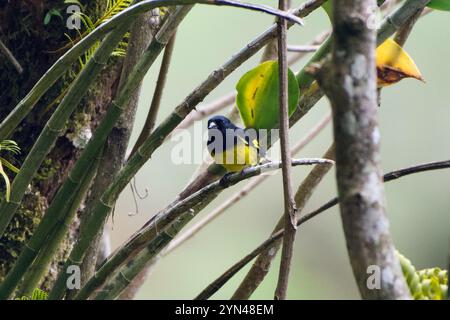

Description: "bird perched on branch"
207 115 263 173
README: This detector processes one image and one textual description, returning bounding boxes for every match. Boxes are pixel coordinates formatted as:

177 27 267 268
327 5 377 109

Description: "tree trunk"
0 1 124 290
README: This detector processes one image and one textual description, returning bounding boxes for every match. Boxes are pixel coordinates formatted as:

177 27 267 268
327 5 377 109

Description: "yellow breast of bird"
212 141 259 172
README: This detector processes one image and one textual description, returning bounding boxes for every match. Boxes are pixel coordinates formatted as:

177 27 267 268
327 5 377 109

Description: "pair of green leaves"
236 61 300 130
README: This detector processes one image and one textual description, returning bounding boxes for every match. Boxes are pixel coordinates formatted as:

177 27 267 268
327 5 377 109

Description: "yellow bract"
376 38 424 87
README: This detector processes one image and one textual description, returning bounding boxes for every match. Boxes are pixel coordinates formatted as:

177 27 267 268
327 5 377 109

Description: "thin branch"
274 0 297 301
0 0 305 142
127 0 431 302
47 6 193 300
72 0 424 300
196 160 450 300
0 39 23 74
75 9 159 299
15 155 101 297
393 6 425 46
164 113 331 256
74 158 333 300
233 143 335 300
173 92 236 132
86 158 333 300
0 6 192 301
0 21 133 240
287 45 320 52
49 0 326 301
82 0 430 301
377 0 432 43
129 32 177 157
172 28 329 137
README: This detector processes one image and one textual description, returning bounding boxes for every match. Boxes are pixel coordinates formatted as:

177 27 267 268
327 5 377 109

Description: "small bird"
207 115 262 173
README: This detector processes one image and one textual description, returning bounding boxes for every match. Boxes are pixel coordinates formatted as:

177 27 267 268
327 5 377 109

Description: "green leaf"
44 13 52 25
428 0 450 11
0 157 20 174
44 9 63 25
236 61 300 130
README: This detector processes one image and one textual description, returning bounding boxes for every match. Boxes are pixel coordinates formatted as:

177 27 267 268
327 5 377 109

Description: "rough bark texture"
0 1 123 289
316 0 410 299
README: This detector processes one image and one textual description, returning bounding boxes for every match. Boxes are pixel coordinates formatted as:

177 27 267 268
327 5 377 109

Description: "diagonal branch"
74 159 333 300
233 143 335 299
75 0 429 301
69 0 426 300
129 32 177 157
0 39 23 74
85 158 334 300
45 0 324 300
196 160 450 299
0 0 304 142
163 113 331 256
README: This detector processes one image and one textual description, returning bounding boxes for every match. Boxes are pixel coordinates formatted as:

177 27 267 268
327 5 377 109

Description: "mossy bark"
0 1 124 290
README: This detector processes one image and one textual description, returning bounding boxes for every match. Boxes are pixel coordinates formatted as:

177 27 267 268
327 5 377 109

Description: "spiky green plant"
15 288 47 300
398 251 448 300
64 0 133 74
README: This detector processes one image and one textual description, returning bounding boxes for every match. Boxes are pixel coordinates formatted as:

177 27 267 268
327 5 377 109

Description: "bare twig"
196 160 450 299
233 143 335 299
128 115 330 295
173 92 236 132
164 113 331 256
287 45 320 52
0 39 23 74
315 0 410 299
172 28 330 136
75 158 333 300
274 0 297 300
130 32 177 157
78 0 427 300
394 6 425 46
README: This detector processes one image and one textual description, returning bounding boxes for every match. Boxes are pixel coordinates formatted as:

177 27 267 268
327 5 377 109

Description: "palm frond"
103 0 133 22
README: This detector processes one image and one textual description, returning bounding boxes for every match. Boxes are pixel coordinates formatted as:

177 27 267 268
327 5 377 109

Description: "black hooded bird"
207 115 262 172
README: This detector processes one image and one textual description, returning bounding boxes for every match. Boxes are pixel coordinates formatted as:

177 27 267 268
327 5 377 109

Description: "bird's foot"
219 172 233 188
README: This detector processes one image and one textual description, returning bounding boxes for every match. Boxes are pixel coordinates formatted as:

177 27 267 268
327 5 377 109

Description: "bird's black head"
207 116 239 153
207 115 236 131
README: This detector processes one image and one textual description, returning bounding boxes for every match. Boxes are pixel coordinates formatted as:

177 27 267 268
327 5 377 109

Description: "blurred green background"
107 1 450 299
